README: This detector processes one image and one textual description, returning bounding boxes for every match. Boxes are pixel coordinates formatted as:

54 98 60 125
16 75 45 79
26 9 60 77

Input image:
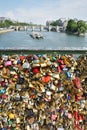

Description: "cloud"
3 0 87 24
4 7 53 24
57 0 87 19
5 11 15 20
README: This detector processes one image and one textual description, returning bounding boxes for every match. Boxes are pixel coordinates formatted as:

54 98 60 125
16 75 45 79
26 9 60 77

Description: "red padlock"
73 77 83 90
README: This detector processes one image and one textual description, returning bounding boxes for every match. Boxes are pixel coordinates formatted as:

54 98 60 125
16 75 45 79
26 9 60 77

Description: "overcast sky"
0 0 87 25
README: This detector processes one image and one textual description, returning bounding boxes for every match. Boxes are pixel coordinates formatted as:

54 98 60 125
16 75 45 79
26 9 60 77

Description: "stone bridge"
12 25 64 32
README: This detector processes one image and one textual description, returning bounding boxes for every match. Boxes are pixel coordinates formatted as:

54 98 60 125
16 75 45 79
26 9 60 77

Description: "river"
0 30 87 50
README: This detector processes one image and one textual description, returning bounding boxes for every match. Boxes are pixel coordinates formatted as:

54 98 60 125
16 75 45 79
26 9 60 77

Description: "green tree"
77 20 86 28
66 19 87 35
50 21 58 26
77 20 87 34
0 19 30 28
5 19 13 27
78 26 86 34
66 19 77 33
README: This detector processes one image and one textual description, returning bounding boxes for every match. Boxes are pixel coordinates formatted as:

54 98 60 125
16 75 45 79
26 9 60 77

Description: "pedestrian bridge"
12 25 65 32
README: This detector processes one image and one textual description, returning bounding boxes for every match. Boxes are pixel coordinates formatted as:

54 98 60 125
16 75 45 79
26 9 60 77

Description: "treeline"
50 20 64 26
50 19 87 35
0 19 30 28
66 19 87 35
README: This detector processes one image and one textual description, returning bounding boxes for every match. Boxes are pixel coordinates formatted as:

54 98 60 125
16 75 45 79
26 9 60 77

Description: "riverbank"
0 29 14 34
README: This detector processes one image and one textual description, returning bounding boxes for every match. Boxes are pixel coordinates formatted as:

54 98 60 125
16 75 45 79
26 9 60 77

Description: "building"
0 17 6 23
57 18 68 26
46 20 54 26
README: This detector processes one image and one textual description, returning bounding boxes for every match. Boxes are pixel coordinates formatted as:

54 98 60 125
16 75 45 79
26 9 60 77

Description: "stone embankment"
0 29 14 34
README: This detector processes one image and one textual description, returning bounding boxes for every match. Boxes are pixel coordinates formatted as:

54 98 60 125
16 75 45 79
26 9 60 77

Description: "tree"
50 21 58 26
78 26 86 34
66 19 77 33
77 20 87 34
77 20 86 28
0 19 30 28
66 19 87 35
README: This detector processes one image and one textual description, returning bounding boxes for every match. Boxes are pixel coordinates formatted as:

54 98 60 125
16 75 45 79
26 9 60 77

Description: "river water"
0 30 87 50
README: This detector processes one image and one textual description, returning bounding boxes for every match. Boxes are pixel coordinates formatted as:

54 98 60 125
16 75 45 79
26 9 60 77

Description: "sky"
0 0 87 25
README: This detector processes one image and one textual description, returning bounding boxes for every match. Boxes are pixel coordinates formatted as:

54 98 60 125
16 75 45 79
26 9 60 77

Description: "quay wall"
0 49 87 55
0 29 14 34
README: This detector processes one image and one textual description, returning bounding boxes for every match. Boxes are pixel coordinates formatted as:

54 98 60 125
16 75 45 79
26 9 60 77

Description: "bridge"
12 25 65 32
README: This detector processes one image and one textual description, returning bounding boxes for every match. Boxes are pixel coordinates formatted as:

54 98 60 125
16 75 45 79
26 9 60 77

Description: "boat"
30 32 43 39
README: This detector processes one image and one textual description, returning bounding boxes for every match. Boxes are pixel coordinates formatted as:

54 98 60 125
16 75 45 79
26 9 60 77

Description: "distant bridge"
11 25 65 32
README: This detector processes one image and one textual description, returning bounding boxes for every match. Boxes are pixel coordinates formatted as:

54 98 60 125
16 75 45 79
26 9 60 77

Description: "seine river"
0 30 87 50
